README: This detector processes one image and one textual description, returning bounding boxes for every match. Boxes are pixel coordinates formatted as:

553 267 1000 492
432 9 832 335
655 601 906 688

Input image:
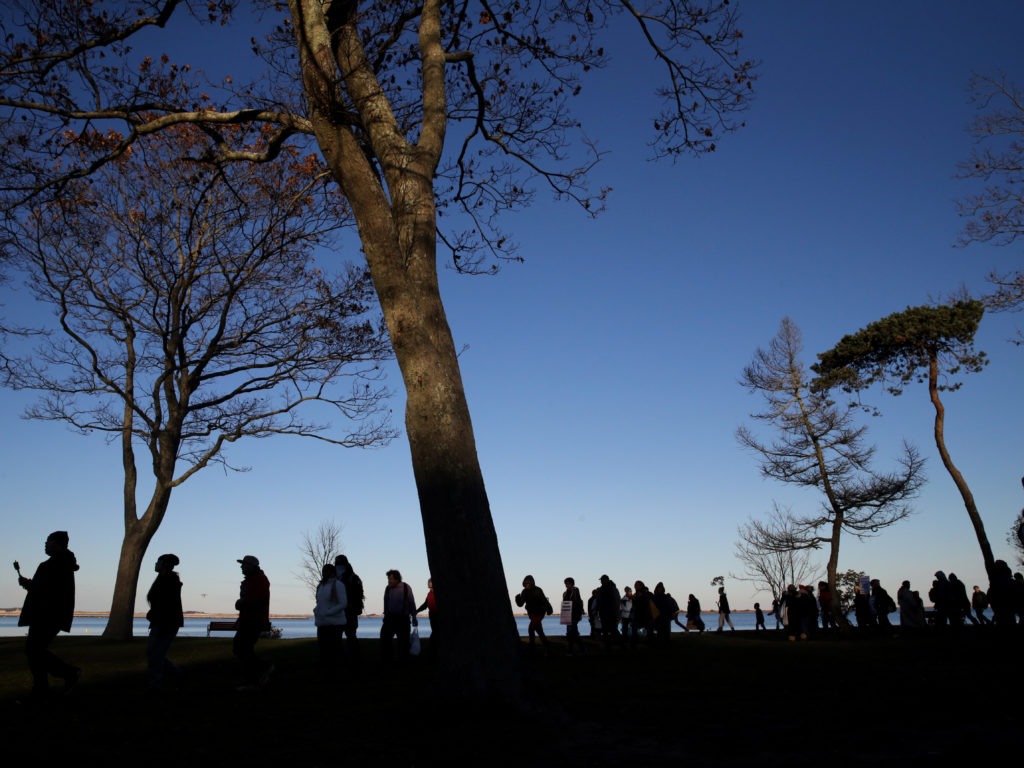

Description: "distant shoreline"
0 610 315 620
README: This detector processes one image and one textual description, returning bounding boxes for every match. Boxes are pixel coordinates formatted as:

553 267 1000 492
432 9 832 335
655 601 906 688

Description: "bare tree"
956 73 1024 320
737 317 925 626
734 503 819 602
0 1 756 697
0 125 394 639
296 520 346 597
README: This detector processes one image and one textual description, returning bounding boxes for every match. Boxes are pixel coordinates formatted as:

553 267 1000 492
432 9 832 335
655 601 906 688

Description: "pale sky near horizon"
1 2 1022 621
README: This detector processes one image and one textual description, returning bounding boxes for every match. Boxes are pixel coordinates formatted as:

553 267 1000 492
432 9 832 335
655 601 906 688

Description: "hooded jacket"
19 548 79 632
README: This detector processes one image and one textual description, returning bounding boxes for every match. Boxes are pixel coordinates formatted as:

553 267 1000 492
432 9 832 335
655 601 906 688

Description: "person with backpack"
380 569 417 665
334 555 364 662
313 563 347 676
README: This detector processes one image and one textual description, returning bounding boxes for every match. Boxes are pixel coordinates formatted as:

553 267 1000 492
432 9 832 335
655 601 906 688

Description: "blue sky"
2 2 1023 619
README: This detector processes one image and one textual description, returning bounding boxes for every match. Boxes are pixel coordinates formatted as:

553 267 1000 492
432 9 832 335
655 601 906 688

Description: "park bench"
206 619 283 639
206 620 238 636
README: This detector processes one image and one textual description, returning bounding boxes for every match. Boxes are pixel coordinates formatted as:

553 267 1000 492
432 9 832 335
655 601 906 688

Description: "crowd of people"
511 567 1024 653
13 528 1024 702
510 574 739 655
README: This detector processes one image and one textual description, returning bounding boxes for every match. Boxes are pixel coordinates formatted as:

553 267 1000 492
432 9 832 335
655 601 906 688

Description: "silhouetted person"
870 579 896 629
971 585 992 625
770 597 783 630
334 555 364 662
716 586 735 631
853 584 875 630
948 573 976 625
782 584 804 640
313 563 347 676
619 586 634 639
685 594 705 633
818 581 836 631
415 578 439 659
16 530 80 701
988 559 1016 627
145 553 184 691
650 581 676 645
897 580 924 628
562 577 586 655
234 555 273 691
754 602 766 631
930 571 956 627
630 581 653 646
598 574 623 647
381 569 417 664
515 574 552 655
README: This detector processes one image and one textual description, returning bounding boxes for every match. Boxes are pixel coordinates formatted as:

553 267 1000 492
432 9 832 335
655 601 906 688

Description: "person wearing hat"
234 555 273 691
16 530 81 699
145 553 184 691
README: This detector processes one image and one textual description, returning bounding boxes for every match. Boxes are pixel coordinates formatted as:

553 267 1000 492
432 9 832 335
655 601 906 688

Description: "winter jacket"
146 571 184 629
236 569 271 631
314 578 348 627
19 549 79 632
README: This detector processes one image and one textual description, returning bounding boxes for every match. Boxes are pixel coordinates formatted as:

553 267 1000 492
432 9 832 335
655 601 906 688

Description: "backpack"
347 573 365 615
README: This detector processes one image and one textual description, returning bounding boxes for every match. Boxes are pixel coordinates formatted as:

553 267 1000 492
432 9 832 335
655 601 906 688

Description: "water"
0 612 771 638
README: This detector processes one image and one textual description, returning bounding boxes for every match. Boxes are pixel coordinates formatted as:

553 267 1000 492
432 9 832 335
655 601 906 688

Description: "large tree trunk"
104 388 174 638
355 183 523 700
293 1 524 700
928 354 996 580
102 491 172 639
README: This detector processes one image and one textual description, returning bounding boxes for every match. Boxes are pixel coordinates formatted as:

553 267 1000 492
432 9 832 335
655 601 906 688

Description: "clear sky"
2 2 1022 620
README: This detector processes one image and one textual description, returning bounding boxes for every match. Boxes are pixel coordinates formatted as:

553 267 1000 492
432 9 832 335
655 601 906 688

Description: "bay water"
0 611 769 638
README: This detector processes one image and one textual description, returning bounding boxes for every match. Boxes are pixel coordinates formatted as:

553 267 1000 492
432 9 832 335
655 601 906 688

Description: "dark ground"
0 625 1020 766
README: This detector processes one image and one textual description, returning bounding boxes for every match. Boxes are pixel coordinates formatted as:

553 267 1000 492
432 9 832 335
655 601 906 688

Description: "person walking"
770 597 784 630
145 553 184 691
334 555 364 662
630 581 654 646
754 602 766 631
948 573 977 625
16 530 81 701
782 584 805 640
817 581 836 631
562 577 586 655
651 582 677 645
415 578 440 659
971 585 992 625
685 594 705 633
619 586 634 639
870 579 896 629
380 569 417 664
597 574 623 647
313 563 347 677
716 586 735 632
233 555 273 691
515 575 553 655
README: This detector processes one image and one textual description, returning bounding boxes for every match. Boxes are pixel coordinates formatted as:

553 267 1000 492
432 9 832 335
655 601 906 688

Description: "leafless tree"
0 125 394 638
737 318 925 626
296 519 346 597
734 503 819 603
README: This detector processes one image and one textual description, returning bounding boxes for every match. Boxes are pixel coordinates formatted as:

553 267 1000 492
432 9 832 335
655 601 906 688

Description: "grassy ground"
0 626 1020 766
